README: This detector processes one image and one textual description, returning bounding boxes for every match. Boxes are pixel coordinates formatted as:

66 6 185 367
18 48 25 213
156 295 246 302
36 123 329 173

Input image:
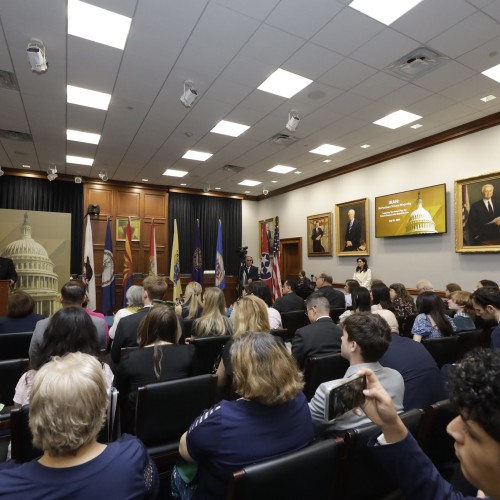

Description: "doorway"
280 238 302 281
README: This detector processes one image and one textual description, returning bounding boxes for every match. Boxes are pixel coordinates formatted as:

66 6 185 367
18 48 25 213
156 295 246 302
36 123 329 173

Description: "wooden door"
280 238 302 281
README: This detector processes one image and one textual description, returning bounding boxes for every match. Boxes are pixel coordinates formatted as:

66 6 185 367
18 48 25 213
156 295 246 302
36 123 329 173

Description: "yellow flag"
169 219 182 300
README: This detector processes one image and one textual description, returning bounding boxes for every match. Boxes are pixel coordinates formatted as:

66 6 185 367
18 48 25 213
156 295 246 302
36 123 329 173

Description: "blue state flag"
101 217 116 313
192 219 203 285
215 220 225 290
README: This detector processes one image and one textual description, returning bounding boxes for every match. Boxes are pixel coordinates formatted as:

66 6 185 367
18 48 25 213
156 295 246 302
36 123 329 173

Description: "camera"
236 246 248 258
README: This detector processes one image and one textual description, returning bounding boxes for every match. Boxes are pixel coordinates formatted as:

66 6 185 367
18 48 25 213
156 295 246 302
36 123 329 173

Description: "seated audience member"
114 305 196 434
389 283 416 320
353 258 372 289
248 281 282 329
316 273 346 309
308 313 404 433
191 287 232 338
471 287 500 348
109 285 143 339
173 332 313 499
111 276 169 365
374 310 447 410
359 348 500 500
339 286 371 323
15 307 114 406
176 281 203 319
0 352 158 498
217 295 270 388
29 280 107 362
476 279 499 290
371 282 396 314
272 279 306 312
449 291 476 332
298 270 313 292
412 291 456 342
0 291 44 334
416 279 434 294
343 279 360 308
291 293 343 371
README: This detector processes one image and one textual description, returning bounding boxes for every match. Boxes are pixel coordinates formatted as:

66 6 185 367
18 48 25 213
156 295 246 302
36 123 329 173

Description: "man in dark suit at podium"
241 256 260 286
0 256 17 285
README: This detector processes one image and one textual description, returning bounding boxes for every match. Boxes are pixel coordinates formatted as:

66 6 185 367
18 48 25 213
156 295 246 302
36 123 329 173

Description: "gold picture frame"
116 217 141 242
335 198 369 256
307 212 333 257
455 171 500 253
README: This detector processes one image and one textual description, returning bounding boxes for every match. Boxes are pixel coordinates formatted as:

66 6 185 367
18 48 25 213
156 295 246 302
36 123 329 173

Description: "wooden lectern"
0 280 10 316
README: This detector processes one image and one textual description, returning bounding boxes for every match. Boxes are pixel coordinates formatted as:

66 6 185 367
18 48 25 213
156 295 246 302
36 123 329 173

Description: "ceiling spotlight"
285 110 300 132
98 170 108 182
180 80 198 108
74 176 82 184
263 188 269 196
47 165 58 181
0 166 4 177
27 39 48 73
203 184 210 193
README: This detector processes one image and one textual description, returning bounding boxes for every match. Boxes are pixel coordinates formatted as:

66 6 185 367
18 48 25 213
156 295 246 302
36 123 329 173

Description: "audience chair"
0 332 33 361
422 336 459 368
456 329 485 360
400 314 417 338
269 328 290 343
191 335 230 374
303 352 349 401
329 308 346 323
179 318 194 344
227 438 344 500
280 310 308 337
0 358 29 407
338 408 423 500
10 405 42 463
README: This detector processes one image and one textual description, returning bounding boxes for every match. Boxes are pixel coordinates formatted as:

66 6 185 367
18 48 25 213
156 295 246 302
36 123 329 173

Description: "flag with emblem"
122 217 134 306
272 216 282 301
192 219 203 285
101 216 115 314
83 214 96 311
259 221 272 294
170 219 182 300
215 220 225 290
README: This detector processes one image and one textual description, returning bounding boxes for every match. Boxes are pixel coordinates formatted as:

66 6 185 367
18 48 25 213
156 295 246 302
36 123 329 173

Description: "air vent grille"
269 133 299 146
0 70 19 91
385 47 448 80
222 164 245 173
0 129 32 142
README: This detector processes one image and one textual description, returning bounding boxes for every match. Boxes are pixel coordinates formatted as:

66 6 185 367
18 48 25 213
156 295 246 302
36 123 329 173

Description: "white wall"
242 124 500 291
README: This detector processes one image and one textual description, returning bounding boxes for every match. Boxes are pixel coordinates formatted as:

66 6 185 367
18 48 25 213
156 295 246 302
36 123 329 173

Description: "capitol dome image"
405 193 438 235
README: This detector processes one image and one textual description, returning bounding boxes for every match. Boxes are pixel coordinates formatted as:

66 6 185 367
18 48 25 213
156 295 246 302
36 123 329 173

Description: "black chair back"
329 308 346 323
456 329 486 360
269 328 289 343
227 438 343 500
0 332 33 360
179 318 195 343
10 405 42 463
135 374 217 455
401 314 417 338
422 335 459 368
280 310 308 337
191 335 230 374
303 352 349 401
0 358 29 407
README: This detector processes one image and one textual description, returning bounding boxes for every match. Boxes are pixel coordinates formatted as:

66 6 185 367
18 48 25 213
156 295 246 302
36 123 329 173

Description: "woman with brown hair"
0 290 44 333
191 287 232 338
389 283 417 319
114 305 196 434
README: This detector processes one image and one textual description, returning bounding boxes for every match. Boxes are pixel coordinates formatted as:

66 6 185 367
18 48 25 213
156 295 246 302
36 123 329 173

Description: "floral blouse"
411 313 457 340
393 297 416 319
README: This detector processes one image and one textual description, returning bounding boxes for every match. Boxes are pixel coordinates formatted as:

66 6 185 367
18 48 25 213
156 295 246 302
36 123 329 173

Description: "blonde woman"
191 287 232 338
176 281 203 319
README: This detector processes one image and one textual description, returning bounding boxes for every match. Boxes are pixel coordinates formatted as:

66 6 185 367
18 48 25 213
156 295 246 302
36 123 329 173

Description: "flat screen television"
375 183 447 238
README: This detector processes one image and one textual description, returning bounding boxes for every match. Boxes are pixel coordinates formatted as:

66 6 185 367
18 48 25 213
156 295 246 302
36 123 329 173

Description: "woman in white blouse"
353 257 372 290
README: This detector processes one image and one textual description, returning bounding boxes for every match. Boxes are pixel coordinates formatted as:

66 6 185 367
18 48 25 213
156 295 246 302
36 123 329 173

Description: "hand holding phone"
324 374 367 422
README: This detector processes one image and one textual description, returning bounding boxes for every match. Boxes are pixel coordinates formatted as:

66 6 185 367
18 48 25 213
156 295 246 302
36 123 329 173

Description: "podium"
0 280 10 316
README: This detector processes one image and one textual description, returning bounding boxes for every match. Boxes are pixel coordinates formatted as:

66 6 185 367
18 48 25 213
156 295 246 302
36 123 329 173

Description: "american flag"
272 216 282 301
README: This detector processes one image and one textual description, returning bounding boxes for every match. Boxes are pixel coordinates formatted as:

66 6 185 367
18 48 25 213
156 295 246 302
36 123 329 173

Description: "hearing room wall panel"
86 187 113 216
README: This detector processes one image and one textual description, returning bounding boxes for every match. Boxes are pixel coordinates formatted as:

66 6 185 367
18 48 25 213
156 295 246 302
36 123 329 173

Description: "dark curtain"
168 193 242 276
0 176 84 274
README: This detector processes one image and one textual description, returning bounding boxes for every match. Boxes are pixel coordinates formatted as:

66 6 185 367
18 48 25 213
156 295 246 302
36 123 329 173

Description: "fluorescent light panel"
67 129 100 144
360 144 371 148
323 160 332 163
482 64 500 83
238 180 261 187
410 123 423 129
268 165 296 174
373 110 422 129
210 120 250 137
67 155 93 166
258 68 313 98
67 85 111 110
349 0 424 25
182 150 213 161
68 0 132 50
163 169 188 178
309 144 345 156
480 95 496 102
294 171 302 174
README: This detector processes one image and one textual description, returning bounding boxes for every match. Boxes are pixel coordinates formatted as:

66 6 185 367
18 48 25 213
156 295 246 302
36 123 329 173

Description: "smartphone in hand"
324 375 367 422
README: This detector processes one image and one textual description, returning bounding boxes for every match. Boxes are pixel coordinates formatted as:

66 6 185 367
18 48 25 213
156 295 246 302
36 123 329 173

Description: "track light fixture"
180 81 198 108
27 39 48 73
74 176 82 184
47 165 58 181
98 170 108 182
286 110 300 132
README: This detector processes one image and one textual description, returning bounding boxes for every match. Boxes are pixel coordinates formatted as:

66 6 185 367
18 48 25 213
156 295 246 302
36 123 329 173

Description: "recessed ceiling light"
257 68 313 98
182 150 213 161
163 169 188 177
323 160 332 163
215 187 222 190
309 144 346 156
67 129 101 144
210 120 250 137
67 85 111 110
480 95 496 102
360 144 371 149
373 110 422 129
67 155 93 166
268 165 296 174
271 180 278 183
349 0 424 25
410 123 423 129
294 171 302 174
180 183 187 186
22 164 31 168
68 0 132 50
142 179 149 182
238 179 262 187
482 64 500 83
244 190 251 194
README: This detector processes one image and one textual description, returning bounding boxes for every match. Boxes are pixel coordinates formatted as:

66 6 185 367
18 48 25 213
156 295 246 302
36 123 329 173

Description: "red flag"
122 217 134 305
259 221 272 294
272 216 282 301
149 219 157 275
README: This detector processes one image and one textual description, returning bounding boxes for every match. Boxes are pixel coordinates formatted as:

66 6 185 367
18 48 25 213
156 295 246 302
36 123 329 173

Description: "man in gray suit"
29 280 107 361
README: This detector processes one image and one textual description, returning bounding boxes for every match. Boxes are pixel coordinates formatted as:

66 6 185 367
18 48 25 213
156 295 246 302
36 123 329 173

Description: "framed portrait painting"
259 218 275 255
455 171 500 253
307 213 333 257
335 198 369 256
116 217 141 242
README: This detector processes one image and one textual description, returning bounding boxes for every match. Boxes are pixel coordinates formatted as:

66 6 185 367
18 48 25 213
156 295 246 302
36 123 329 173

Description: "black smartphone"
324 375 367 421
